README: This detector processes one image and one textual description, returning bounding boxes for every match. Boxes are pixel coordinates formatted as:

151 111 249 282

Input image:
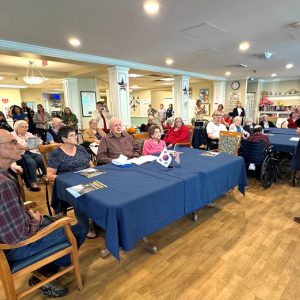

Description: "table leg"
142 237 157 254
191 211 197 221
100 248 110 258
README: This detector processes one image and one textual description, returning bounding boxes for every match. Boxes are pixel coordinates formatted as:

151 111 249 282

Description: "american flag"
173 144 180 164
118 79 127 91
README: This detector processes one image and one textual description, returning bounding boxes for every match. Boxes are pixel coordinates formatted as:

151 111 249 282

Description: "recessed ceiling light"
131 86 142 88
239 43 249 50
69 39 80 46
54 89 64 91
0 85 28 88
225 72 231 75
49 92 62 94
286 64 293 69
144 3 159 12
271 73 277 77
166 59 173 65
160 83 174 85
160 78 174 81
128 74 144 78
0 77 3 80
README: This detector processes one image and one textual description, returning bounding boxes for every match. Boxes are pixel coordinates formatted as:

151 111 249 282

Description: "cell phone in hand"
101 107 107 111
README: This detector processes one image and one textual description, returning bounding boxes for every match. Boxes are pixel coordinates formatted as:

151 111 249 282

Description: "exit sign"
2 99 8 103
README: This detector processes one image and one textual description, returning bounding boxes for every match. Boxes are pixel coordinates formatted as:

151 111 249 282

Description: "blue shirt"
13 113 27 123
46 128 58 143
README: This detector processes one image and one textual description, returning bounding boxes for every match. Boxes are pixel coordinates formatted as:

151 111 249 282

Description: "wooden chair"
133 133 149 153
211 131 242 156
176 125 195 148
269 117 278 127
38 144 62 216
0 217 82 300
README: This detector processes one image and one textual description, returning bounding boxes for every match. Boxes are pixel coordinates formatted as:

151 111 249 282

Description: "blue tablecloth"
264 128 297 135
268 134 298 155
51 148 247 260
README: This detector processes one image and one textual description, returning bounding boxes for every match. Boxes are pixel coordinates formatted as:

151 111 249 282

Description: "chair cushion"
136 138 148 152
219 136 240 155
8 241 71 274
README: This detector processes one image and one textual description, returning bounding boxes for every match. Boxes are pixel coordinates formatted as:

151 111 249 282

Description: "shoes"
294 217 300 224
206 202 216 208
28 276 68 298
30 186 41 192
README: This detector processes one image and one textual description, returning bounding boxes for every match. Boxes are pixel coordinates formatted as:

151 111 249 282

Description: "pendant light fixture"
23 61 48 85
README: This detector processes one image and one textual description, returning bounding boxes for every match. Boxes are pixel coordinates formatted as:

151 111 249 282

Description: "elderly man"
46 118 65 144
248 125 271 148
206 113 227 140
91 101 112 133
97 118 141 164
144 115 157 132
0 129 89 297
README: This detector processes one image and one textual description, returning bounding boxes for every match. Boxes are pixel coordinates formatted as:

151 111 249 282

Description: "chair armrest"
176 142 190 146
210 149 219 152
24 201 37 210
0 217 77 250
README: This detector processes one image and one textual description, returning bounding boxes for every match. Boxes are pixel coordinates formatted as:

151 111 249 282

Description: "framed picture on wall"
203 103 210 116
3 105 12 120
200 88 209 103
80 91 97 117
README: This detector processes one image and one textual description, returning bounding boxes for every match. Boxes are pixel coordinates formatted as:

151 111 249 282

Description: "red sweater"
163 126 190 145
287 118 298 129
164 124 171 130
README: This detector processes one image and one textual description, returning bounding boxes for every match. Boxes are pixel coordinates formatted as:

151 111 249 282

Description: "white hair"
166 118 174 125
109 117 121 127
233 116 242 123
89 118 97 125
14 120 28 132
245 117 252 122
262 114 268 119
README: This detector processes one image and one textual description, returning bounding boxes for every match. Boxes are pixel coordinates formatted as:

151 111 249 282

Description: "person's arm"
96 137 112 164
171 127 190 145
72 114 78 126
207 123 219 140
24 116 29 124
229 124 235 132
131 136 141 158
62 114 68 125
33 113 44 124
92 110 101 122
46 113 52 122
83 130 96 143
8 107 14 118
88 161 94 168
10 163 23 173
47 167 58 182
46 132 54 144
265 136 271 148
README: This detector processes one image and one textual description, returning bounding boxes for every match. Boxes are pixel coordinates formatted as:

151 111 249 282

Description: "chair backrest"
217 131 242 156
269 117 278 126
240 139 265 164
77 132 84 144
38 144 62 169
133 133 149 153
16 171 26 202
185 125 195 148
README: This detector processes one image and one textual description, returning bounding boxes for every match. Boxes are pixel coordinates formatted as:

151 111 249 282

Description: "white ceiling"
1 0 300 80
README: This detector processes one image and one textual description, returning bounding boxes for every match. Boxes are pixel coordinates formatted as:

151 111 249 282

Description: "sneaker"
28 276 68 298
206 202 216 208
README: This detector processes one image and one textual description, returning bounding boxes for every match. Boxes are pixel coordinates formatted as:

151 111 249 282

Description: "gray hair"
109 117 121 127
262 114 268 119
245 117 253 123
89 118 97 125
233 116 242 123
166 118 174 126
14 120 28 132
213 113 222 119
175 117 184 127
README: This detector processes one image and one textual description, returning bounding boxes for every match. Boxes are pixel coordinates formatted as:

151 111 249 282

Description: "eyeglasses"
68 134 77 138
0 139 18 145
20 126 28 129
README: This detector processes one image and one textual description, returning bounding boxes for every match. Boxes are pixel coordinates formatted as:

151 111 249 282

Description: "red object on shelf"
42 60 48 66
259 96 273 106
2 99 8 103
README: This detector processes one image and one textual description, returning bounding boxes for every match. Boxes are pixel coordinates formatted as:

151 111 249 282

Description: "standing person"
147 104 157 117
0 111 13 132
232 101 245 125
166 104 174 119
8 105 29 124
194 100 206 124
212 104 225 116
157 104 167 131
21 101 35 134
92 102 112 134
33 104 52 142
62 107 78 133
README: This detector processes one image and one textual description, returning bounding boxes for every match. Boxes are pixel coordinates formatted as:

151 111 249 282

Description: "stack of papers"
75 168 106 178
128 155 158 165
27 137 41 150
200 151 220 157
289 137 300 141
67 180 107 198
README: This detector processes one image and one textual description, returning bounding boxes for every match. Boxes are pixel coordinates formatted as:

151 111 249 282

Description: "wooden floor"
1 172 300 300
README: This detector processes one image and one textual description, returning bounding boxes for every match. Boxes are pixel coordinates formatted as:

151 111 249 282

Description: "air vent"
148 74 163 77
227 64 248 68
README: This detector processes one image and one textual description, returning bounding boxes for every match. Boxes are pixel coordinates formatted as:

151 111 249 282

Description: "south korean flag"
157 148 172 168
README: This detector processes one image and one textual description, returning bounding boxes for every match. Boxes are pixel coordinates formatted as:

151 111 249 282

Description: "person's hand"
11 165 23 173
246 133 250 138
96 139 100 144
106 108 109 113
167 144 173 148
14 119 18 122
28 210 43 223
297 127 300 137
69 121 73 126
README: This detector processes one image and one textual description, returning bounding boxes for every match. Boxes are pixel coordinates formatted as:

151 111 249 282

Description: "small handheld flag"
173 145 180 164
157 148 172 168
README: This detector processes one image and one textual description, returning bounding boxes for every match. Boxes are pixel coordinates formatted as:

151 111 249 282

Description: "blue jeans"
5 210 89 267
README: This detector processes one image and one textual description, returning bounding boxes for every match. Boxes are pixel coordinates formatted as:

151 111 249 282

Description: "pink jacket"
142 139 166 156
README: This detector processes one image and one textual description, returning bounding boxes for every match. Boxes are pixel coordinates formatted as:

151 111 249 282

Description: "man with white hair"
144 115 157 132
46 118 65 144
96 118 141 164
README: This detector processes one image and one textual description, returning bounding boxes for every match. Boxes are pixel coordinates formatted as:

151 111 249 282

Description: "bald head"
52 118 65 130
148 116 154 124
109 117 122 135
0 129 13 144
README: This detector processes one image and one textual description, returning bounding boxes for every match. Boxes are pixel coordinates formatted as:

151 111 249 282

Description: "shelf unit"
257 111 290 125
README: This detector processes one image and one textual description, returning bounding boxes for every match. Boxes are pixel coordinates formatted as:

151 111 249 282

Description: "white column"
63 78 82 129
106 88 111 110
213 81 226 112
107 66 130 129
174 76 190 124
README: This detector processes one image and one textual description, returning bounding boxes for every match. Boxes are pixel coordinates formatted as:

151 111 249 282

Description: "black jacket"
259 120 276 129
232 107 245 118
47 128 60 143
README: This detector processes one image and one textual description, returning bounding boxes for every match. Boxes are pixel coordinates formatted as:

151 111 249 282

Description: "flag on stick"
173 144 180 164
157 148 172 168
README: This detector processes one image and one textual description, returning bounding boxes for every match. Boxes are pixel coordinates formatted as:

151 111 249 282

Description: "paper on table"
200 151 220 157
26 137 41 150
289 137 300 141
128 155 158 165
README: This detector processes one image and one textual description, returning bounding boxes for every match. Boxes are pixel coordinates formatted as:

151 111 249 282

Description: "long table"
51 148 247 260
268 134 298 155
264 128 297 135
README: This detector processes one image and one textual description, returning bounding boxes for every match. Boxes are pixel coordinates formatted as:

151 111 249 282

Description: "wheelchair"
239 139 277 189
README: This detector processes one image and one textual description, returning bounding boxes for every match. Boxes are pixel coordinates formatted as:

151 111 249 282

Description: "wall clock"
231 81 240 90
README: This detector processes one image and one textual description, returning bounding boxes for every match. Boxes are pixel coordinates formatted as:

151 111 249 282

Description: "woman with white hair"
243 117 256 136
229 116 250 137
259 114 276 129
12 120 46 191
164 118 174 130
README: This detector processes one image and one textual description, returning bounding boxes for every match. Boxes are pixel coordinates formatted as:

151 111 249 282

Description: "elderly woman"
164 118 174 130
286 112 299 129
12 120 46 191
243 117 256 136
83 119 106 144
33 104 52 142
259 114 276 129
229 116 250 137
47 126 97 239
8 105 29 124
62 107 79 132
0 111 13 131
142 125 167 156
220 112 231 128
163 117 190 148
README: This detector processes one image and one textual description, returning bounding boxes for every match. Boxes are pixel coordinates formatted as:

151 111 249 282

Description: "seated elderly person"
12 120 46 191
259 114 276 129
164 118 174 130
144 115 157 132
83 119 106 144
229 116 250 137
0 129 89 297
163 117 190 148
248 125 271 148
142 125 167 156
286 112 299 129
46 118 65 144
206 113 227 140
243 117 256 136
97 117 141 164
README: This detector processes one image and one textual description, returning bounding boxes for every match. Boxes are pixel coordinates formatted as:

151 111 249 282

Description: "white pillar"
107 66 130 129
174 76 190 124
63 78 82 129
106 88 111 110
213 81 226 112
